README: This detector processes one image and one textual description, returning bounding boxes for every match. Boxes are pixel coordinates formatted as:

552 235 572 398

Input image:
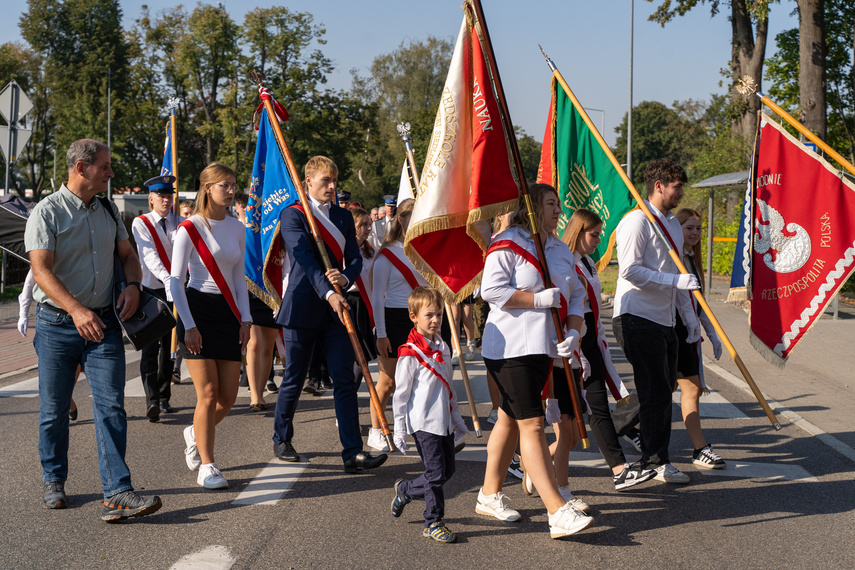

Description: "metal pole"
2 81 19 294
52 147 56 191
706 189 714 293
107 69 112 200
584 107 605 135
627 0 634 181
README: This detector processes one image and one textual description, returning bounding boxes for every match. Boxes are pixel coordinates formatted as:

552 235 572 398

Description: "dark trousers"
400 431 456 526
273 317 362 461
139 287 173 407
612 314 678 466
579 313 626 469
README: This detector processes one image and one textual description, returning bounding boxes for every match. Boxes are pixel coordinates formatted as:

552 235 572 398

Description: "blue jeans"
34 303 133 498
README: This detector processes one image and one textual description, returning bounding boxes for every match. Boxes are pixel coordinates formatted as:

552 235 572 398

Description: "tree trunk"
798 0 827 141
731 0 769 141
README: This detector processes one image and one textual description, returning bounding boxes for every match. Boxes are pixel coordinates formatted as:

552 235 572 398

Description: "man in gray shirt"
25 139 163 522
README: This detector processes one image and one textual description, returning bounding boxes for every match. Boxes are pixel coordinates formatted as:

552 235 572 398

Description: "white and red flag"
404 3 519 302
749 112 855 366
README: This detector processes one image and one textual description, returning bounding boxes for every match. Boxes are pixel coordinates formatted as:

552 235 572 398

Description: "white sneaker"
558 485 591 514
654 463 690 484
693 444 726 469
487 409 499 424
367 428 390 452
464 341 476 361
522 467 535 496
197 463 228 489
548 503 594 538
450 351 459 367
183 425 201 471
475 488 521 522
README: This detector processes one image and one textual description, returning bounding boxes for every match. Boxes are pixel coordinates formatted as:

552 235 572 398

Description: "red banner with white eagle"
750 112 855 367
403 3 519 302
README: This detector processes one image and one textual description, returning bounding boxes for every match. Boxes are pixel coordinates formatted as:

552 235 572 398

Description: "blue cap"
384 195 396 205
144 175 177 194
337 190 351 201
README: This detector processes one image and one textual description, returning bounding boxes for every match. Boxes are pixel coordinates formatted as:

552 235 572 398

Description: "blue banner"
728 162 753 302
160 120 174 177
245 109 298 309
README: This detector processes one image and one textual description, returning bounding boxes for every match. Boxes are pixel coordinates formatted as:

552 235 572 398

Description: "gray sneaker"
43 481 67 509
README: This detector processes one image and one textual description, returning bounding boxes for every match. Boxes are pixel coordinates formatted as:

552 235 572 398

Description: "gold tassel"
614 395 630 408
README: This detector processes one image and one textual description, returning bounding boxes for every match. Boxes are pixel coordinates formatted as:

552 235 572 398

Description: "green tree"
349 36 454 205
515 127 542 185
613 100 706 187
647 0 773 143
20 0 130 181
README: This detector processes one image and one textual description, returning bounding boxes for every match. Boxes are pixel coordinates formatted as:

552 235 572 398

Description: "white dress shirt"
132 211 176 290
613 201 696 327
392 332 464 437
481 227 585 360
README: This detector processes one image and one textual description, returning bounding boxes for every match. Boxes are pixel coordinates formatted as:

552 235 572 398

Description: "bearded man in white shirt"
611 158 701 485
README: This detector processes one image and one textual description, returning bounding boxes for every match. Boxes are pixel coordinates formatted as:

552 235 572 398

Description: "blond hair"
408 286 444 317
193 163 237 227
562 208 602 253
676 208 705 292
304 156 338 181
509 184 559 237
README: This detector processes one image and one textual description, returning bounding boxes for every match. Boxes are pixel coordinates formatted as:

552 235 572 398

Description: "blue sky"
2 1 799 146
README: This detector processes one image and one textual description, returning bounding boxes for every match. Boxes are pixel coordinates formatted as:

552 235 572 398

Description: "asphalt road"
1 339 854 569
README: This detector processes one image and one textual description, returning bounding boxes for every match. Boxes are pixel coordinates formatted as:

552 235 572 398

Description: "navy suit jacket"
276 202 363 328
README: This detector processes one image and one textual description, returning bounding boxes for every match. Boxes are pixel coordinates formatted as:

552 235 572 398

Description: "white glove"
165 286 173 303
579 353 591 380
708 329 723 360
673 274 700 290
533 287 561 309
545 398 561 424
685 318 701 344
17 312 28 337
454 418 471 438
393 432 408 455
555 331 580 359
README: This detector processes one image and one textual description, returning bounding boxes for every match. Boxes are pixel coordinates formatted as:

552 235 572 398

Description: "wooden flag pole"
540 49 781 430
736 76 855 177
468 0 590 448
168 100 180 359
398 123 483 438
249 72 397 451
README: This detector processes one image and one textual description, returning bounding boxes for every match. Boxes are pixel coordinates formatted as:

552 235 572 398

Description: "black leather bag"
100 197 176 351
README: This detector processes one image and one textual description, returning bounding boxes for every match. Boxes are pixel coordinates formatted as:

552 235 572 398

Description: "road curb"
704 356 855 465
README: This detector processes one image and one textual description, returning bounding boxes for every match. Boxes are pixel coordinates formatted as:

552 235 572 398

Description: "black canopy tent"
0 194 34 263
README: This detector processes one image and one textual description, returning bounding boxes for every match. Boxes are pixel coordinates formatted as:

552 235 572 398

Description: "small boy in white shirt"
390 286 468 543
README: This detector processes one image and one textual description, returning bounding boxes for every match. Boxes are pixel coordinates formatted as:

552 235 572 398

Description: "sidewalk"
695 276 855 450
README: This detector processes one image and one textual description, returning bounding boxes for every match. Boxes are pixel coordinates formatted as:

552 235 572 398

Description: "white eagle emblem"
754 199 811 273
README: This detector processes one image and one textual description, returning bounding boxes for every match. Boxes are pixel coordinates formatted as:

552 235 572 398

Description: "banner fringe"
750 331 787 370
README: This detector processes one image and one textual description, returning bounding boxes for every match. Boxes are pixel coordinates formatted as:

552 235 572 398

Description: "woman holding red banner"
675 208 725 469
476 183 594 539
368 198 425 452
170 163 252 490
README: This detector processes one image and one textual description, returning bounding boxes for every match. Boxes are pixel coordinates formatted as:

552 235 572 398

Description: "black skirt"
551 363 581 419
675 313 701 377
177 287 242 362
249 291 281 330
346 290 378 360
483 354 551 420
384 307 412 356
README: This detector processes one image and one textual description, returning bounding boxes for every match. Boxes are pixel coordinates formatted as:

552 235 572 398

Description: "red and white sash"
379 246 423 291
179 218 241 322
289 203 374 326
137 214 172 273
575 258 629 401
486 236 568 322
398 328 454 411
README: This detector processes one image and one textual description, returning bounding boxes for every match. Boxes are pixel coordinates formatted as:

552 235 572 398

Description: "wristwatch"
127 281 143 293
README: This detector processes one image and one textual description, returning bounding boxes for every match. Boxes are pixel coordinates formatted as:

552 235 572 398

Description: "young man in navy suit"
272 156 387 473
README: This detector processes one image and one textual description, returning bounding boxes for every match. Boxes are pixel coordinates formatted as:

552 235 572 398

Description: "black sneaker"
390 478 411 517
101 490 162 522
266 379 279 393
274 441 300 462
621 428 642 453
43 481 67 509
507 459 524 480
614 463 656 491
